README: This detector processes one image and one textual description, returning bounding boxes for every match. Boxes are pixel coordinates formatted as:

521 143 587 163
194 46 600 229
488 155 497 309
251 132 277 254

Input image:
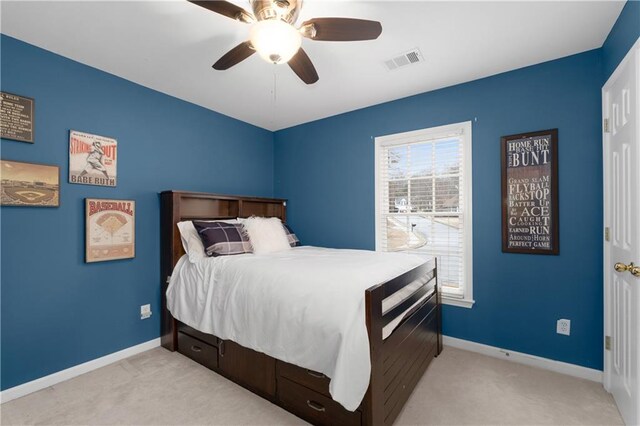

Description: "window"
375 121 474 308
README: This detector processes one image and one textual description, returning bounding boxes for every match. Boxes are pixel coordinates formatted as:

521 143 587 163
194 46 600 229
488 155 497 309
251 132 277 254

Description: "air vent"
384 48 424 71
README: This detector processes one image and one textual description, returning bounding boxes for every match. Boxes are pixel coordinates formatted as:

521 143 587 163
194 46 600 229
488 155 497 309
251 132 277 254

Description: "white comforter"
166 246 426 410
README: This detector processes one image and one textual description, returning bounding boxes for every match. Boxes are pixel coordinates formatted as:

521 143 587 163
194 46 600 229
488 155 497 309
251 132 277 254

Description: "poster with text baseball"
501 129 559 255
69 130 117 186
86 198 135 262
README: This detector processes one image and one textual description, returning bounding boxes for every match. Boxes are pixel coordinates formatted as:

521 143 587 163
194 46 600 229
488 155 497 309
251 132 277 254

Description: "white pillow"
177 219 239 263
241 217 291 255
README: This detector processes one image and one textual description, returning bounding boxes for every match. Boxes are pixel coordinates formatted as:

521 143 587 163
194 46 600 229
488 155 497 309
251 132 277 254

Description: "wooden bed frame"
160 190 442 426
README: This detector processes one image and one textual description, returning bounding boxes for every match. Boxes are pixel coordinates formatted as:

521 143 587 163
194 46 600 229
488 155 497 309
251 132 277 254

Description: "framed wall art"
85 198 135 262
0 159 59 207
69 130 117 187
1 92 35 143
501 129 559 255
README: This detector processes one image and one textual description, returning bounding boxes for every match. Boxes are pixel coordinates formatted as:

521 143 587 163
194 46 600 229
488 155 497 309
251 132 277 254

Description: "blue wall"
602 0 640 80
274 50 605 369
0 35 274 390
2 1 638 391
273 2 639 370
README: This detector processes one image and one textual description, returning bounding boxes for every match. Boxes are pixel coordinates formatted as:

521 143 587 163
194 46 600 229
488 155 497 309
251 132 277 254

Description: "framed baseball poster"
85 198 135 262
69 130 117 187
0 159 59 207
501 129 559 255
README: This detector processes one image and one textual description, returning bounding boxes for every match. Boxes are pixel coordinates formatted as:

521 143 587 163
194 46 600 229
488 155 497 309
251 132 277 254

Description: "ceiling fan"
189 0 382 84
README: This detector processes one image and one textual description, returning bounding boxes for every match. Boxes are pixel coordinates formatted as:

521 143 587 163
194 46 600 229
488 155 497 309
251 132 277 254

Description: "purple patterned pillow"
283 224 301 247
193 221 252 257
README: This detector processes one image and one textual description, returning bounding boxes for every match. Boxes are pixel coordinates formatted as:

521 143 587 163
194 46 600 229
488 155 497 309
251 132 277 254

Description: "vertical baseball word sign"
501 129 559 255
69 130 117 186
85 198 135 262
1 92 34 143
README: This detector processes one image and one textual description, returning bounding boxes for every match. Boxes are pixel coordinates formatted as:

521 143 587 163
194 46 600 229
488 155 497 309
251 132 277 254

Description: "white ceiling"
0 1 625 131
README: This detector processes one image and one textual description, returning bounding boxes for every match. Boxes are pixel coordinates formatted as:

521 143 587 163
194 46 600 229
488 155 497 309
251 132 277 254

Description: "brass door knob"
615 262 640 277
615 262 630 272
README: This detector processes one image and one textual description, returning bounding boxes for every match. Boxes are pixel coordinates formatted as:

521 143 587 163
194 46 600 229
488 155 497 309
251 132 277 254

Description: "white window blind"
375 122 473 305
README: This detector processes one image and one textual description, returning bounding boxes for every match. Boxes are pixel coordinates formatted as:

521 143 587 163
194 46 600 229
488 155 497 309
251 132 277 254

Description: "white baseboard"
0 338 161 404
1 336 601 404
443 336 603 383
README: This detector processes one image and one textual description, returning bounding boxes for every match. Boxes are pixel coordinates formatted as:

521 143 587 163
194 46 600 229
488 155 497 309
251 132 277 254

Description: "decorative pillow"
178 220 240 263
283 224 301 247
192 221 252 257
241 217 291 255
237 217 300 248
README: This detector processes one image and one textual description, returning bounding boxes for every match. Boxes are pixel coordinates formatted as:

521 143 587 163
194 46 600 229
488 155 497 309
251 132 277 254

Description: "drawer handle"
306 400 326 412
306 369 325 379
190 345 202 353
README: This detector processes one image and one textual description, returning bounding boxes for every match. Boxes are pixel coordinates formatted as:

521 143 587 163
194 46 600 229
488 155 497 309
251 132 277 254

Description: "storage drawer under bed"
177 332 218 371
177 322 219 347
276 360 331 398
278 376 362 426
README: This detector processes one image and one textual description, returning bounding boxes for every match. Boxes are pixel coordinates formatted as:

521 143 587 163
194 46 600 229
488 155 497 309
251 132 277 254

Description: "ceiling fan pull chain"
272 71 278 128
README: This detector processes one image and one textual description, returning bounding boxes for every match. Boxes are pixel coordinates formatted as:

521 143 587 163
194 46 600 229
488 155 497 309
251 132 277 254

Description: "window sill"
441 295 475 309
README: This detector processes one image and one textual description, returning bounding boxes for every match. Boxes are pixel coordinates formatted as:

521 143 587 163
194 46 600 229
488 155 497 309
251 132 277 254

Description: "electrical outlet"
557 319 570 336
140 304 152 320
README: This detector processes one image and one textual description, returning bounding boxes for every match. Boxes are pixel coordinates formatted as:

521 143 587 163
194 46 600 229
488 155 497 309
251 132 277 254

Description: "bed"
160 190 442 426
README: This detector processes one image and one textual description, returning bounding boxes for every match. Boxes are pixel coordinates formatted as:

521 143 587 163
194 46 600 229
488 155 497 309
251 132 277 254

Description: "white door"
604 39 640 426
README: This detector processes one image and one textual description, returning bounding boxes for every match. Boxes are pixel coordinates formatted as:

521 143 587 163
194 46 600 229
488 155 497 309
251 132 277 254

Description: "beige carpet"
1 346 622 425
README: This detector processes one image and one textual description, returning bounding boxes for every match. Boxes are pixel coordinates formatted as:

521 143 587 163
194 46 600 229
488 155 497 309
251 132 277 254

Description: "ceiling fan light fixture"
249 19 301 65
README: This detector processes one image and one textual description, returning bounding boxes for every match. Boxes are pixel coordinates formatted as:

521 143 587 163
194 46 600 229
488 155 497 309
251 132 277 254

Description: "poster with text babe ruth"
69 130 117 187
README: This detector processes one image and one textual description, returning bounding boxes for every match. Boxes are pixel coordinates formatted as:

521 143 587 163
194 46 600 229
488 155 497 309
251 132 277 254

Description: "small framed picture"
1 159 59 207
85 198 135 262
69 130 117 187
1 92 35 143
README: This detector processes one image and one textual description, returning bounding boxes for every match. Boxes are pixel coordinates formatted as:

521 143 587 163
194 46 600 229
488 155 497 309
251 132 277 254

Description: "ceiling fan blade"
213 42 256 70
301 18 382 41
188 0 253 23
288 48 319 85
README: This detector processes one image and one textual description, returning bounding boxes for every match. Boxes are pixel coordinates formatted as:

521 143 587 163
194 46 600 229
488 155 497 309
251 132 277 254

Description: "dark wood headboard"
160 190 287 350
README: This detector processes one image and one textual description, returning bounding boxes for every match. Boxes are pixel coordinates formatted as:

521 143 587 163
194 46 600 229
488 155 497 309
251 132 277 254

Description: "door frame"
602 38 640 392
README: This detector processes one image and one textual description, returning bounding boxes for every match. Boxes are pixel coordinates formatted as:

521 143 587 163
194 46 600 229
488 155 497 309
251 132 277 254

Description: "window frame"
374 121 474 308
